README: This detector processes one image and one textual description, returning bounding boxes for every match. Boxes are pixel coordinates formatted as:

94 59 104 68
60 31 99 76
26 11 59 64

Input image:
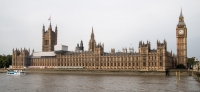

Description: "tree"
176 64 186 69
0 55 12 68
6 55 12 67
0 55 3 68
187 57 198 69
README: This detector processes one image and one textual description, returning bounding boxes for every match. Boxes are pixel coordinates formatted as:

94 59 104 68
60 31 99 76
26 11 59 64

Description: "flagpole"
48 15 51 25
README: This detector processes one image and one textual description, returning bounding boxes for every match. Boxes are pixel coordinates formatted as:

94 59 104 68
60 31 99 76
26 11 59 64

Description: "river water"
0 73 200 92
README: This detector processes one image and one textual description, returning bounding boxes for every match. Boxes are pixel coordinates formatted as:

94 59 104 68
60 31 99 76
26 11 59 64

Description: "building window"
160 62 163 66
45 40 49 45
143 56 146 60
143 62 146 66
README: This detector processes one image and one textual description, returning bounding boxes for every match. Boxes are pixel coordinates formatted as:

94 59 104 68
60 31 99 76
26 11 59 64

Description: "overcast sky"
0 0 200 60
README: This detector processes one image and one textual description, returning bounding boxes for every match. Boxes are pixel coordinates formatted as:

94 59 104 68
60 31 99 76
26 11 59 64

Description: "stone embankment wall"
0 69 7 73
1 68 195 76
25 69 166 75
191 71 200 81
167 69 190 76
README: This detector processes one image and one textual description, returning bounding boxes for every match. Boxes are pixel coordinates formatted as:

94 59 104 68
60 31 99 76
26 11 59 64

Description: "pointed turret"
78 40 84 51
91 26 94 39
164 39 166 44
179 9 183 18
77 43 79 47
157 39 158 44
55 25 57 33
88 27 96 51
43 24 45 33
48 22 52 30
177 9 186 28
139 41 142 47
80 40 83 47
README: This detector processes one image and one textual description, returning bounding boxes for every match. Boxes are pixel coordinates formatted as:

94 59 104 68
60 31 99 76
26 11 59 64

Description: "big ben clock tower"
176 9 187 67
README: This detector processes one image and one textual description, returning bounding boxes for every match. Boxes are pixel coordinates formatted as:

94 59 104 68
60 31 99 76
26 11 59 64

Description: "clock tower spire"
176 9 187 67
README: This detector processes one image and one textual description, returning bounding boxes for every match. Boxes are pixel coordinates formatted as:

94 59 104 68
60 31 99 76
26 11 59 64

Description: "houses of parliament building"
12 10 187 71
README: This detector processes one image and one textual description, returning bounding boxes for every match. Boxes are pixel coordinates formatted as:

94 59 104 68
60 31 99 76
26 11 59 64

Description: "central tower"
88 27 96 51
176 10 187 67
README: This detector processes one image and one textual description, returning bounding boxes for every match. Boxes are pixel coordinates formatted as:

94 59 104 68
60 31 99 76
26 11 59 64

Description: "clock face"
179 30 184 35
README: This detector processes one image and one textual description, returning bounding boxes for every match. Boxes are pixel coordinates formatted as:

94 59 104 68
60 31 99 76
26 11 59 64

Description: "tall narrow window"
45 40 49 45
160 62 163 66
143 62 146 66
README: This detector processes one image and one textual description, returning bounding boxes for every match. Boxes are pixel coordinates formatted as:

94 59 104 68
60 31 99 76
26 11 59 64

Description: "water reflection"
0 73 200 92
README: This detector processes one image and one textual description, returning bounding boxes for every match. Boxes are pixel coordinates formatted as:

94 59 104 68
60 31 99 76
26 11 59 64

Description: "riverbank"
0 69 7 73
1 68 167 75
191 71 200 81
1 68 195 76
26 69 167 75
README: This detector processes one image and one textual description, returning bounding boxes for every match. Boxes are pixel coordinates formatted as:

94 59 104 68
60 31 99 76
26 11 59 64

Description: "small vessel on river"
7 70 26 75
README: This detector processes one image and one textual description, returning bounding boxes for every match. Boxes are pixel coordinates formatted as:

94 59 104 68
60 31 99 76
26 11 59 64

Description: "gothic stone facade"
42 23 57 52
12 10 187 70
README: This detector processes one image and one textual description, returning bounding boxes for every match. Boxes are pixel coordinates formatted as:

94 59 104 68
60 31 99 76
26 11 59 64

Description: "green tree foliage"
187 58 198 68
0 55 12 68
176 64 186 69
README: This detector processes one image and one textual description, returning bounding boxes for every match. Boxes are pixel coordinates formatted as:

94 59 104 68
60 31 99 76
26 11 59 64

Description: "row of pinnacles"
138 40 167 53
94 42 104 55
110 47 133 54
109 40 167 54
12 48 32 68
75 40 84 52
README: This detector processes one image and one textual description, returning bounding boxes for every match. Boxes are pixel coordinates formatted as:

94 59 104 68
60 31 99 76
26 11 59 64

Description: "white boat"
7 70 26 75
